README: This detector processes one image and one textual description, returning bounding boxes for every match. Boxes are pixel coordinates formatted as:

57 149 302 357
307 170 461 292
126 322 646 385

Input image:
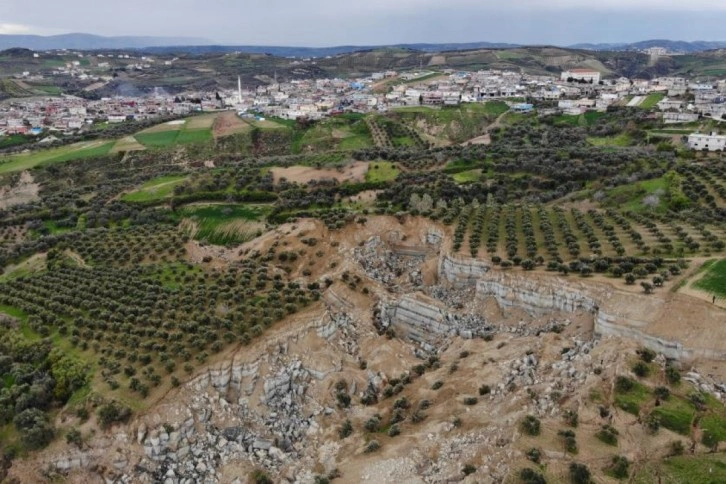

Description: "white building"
688 132 726 151
561 69 601 84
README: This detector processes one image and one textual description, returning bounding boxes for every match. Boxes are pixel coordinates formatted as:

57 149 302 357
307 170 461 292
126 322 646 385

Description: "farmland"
1 100 726 483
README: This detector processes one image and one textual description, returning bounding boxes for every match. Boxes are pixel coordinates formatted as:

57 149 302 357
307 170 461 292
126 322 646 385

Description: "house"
688 132 726 151
663 112 699 124
561 69 601 84
657 98 684 111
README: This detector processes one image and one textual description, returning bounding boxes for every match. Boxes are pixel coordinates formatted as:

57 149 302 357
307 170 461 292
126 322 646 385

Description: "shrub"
632 361 650 377
250 469 273 484
432 380 444 390
526 447 542 463
644 413 660 434
558 429 578 454
364 415 381 432
66 428 83 448
96 401 132 429
608 456 630 479
563 409 579 427
595 425 619 446
637 347 656 363
463 397 478 406
569 463 591 484
615 376 634 393
364 440 381 453
669 440 685 456
519 468 547 484
666 365 681 385
654 386 671 400
14 409 55 450
462 464 477 476
479 384 491 396
521 415 541 436
338 419 353 439
387 424 400 437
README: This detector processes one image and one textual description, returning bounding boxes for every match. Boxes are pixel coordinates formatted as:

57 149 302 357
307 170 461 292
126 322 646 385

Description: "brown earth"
271 162 369 185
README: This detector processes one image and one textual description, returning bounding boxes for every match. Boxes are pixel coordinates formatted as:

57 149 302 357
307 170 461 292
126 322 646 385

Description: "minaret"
237 76 242 103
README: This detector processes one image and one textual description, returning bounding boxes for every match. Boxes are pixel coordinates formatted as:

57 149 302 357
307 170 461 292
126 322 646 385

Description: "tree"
569 463 591 484
521 415 541 436
13 408 55 449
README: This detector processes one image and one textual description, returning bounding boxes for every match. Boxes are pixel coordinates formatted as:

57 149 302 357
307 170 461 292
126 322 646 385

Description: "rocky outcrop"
473 270 726 361
379 294 495 346
438 255 490 286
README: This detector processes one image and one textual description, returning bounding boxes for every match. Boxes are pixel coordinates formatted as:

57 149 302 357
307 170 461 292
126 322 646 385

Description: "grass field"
0 140 115 174
176 129 213 145
634 454 726 483
111 136 146 153
640 93 666 110
602 177 668 213
135 130 181 147
587 133 633 147
122 174 189 203
365 161 400 183
693 259 726 298
614 380 651 415
452 169 483 183
177 204 270 246
650 396 695 435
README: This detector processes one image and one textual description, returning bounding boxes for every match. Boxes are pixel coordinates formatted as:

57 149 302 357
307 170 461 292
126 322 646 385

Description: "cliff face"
467 265 726 361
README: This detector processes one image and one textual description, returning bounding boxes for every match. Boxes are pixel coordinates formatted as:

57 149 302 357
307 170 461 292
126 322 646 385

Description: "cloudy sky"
2 0 726 45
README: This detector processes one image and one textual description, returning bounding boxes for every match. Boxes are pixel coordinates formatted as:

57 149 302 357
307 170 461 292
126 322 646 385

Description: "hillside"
1 104 726 483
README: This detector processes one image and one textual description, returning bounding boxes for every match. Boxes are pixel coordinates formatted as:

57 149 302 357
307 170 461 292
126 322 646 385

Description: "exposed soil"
271 162 368 185
0 170 40 209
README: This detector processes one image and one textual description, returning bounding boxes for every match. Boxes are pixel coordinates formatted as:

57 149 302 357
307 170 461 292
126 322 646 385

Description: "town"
2 51 726 152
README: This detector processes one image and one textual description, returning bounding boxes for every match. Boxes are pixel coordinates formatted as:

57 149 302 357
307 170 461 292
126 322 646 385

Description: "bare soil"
271 162 368 185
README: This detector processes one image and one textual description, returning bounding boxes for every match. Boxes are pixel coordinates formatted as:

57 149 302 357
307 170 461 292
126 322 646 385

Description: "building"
688 132 726 151
561 69 601 84
663 112 699 124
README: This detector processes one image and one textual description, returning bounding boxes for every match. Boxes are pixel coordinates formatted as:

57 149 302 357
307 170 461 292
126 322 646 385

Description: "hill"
0 33 212 51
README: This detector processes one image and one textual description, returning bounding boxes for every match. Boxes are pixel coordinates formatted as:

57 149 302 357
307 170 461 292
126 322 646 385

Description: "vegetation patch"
693 259 726 298
176 203 270 246
365 162 399 183
650 396 695 435
122 174 190 203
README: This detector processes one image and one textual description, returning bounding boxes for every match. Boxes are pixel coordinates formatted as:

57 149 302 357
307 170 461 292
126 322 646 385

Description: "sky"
2 0 726 46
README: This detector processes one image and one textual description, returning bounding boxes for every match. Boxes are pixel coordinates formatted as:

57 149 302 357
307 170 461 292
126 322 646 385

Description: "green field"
176 204 270 246
614 380 651 415
452 168 483 184
365 161 400 183
587 133 633 147
602 177 668 213
640 93 666 109
694 259 726 298
634 454 726 484
176 128 213 145
135 130 181 147
0 141 115 174
122 174 189 203
650 396 695 435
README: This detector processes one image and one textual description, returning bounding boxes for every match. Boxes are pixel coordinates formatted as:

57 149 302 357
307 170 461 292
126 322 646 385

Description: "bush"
463 397 478 406
479 384 491 396
387 424 400 437
563 409 579 427
615 376 634 393
519 468 547 484
66 428 83 448
13 408 55 450
250 469 273 484
558 429 578 454
569 463 591 484
654 386 671 400
632 361 650 377
338 419 353 439
521 415 541 436
364 415 381 432
364 440 381 453
637 347 656 363
666 365 681 385
595 425 619 446
96 401 132 429
462 464 477 476
432 380 444 390
608 456 630 479
526 447 542 463
669 440 685 456
644 413 661 434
